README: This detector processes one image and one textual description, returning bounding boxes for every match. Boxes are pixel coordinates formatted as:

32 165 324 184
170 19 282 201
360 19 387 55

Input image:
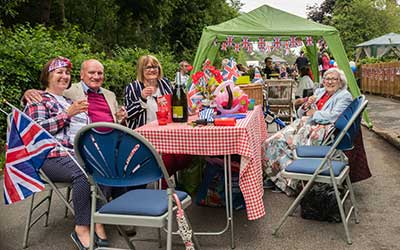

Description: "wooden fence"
360 62 400 97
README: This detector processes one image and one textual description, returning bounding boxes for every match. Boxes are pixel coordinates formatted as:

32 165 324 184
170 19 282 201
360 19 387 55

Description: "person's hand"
24 89 43 104
303 95 317 109
67 99 88 117
115 106 127 123
141 86 155 99
306 108 317 116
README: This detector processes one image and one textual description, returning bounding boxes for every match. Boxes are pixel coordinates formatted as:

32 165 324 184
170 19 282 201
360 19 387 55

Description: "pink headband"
48 57 72 72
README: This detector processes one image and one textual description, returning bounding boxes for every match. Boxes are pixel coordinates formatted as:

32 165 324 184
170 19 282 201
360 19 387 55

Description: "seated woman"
125 55 192 181
262 68 353 195
295 66 315 99
24 56 107 250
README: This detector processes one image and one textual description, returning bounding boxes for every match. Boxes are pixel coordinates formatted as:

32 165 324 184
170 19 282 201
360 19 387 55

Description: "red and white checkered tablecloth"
135 105 267 220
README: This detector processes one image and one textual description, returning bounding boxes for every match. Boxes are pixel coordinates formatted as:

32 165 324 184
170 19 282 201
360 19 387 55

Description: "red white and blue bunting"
217 35 314 53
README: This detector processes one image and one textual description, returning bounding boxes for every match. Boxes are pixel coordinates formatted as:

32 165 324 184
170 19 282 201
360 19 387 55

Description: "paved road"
1 127 399 250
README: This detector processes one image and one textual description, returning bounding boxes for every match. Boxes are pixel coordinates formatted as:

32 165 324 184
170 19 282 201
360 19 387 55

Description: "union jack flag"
247 43 253 53
266 42 272 53
273 37 281 50
289 36 297 48
242 36 249 49
306 36 313 46
258 37 265 50
284 41 290 55
252 68 263 83
234 43 240 53
222 58 240 82
221 41 227 51
226 35 234 47
3 108 57 204
296 38 303 47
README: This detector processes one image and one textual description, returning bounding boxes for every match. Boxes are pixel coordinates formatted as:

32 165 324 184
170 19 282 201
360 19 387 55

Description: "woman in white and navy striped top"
125 55 173 129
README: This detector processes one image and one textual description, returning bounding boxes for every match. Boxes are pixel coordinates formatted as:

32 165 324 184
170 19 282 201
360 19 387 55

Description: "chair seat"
99 189 188 216
296 145 331 158
286 158 346 177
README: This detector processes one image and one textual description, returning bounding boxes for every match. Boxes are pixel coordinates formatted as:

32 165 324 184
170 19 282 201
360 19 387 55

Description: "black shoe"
95 232 109 247
70 232 89 250
118 226 137 237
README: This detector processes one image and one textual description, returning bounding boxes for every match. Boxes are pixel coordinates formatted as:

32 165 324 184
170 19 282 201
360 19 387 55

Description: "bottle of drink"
172 73 188 122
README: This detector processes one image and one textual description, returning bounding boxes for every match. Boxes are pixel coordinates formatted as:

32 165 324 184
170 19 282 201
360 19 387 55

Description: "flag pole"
3 100 88 178
0 107 8 115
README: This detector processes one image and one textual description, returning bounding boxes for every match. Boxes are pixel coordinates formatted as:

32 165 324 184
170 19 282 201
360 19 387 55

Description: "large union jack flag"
222 58 240 82
3 108 57 204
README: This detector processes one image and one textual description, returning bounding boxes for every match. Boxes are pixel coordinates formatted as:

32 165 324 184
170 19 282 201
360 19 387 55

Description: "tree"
331 0 400 57
306 0 336 25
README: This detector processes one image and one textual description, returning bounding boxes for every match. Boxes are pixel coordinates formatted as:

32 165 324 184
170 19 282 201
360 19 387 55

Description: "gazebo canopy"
191 4 371 126
355 33 400 59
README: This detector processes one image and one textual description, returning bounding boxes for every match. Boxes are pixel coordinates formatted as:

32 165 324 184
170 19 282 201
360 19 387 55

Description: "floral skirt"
262 117 333 196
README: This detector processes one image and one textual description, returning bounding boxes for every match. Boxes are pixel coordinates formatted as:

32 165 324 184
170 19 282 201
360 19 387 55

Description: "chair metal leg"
158 228 162 248
116 225 136 250
64 186 72 218
273 176 316 236
166 189 174 250
331 176 352 245
89 186 96 250
346 176 360 224
23 194 35 249
44 189 53 227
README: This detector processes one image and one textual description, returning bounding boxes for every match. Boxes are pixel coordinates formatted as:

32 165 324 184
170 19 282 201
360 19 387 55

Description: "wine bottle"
172 73 188 122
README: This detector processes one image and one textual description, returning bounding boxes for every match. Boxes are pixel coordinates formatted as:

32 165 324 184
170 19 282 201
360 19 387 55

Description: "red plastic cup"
156 110 168 125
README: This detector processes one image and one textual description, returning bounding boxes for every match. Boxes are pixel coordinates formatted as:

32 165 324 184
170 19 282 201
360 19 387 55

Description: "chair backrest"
74 122 172 188
332 95 368 151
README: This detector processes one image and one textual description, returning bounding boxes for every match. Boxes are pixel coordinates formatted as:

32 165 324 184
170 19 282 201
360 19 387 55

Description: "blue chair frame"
74 122 196 250
272 95 368 244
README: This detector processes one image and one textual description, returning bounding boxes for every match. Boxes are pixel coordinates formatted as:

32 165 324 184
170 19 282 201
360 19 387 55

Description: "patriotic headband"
48 57 72 72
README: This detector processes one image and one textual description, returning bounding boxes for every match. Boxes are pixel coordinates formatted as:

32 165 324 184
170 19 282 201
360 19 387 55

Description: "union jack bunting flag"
222 58 240 82
242 36 249 49
306 36 314 46
234 43 240 53
273 37 281 49
252 68 263 83
266 42 272 53
247 43 253 53
284 41 290 55
258 37 265 50
3 108 57 204
221 41 227 51
289 36 297 48
213 38 218 47
226 35 234 47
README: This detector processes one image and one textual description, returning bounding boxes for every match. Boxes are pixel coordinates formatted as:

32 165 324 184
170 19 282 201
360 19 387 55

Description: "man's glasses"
144 65 159 70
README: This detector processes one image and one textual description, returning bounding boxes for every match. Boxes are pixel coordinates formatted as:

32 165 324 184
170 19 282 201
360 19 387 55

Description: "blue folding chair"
272 95 368 245
74 122 197 250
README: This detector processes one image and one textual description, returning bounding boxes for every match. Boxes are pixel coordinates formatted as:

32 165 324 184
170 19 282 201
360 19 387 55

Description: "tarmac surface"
0 94 399 250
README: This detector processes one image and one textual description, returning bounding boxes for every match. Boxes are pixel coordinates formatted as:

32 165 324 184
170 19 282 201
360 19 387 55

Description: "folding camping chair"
74 122 198 250
272 95 368 245
4 113 75 249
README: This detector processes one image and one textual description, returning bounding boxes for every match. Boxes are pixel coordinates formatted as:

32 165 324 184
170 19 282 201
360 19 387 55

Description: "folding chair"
4 113 75 249
23 171 74 248
272 95 368 245
74 122 198 250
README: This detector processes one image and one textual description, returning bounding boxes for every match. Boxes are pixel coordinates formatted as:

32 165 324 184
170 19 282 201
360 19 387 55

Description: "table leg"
192 154 235 249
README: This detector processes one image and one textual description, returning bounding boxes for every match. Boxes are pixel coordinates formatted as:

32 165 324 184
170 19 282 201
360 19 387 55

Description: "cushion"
99 189 188 216
286 159 346 177
296 146 331 158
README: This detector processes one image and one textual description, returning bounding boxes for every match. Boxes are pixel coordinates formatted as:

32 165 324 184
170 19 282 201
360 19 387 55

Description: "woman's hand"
115 106 127 123
141 86 155 99
67 99 88 117
306 108 317 116
303 95 317 109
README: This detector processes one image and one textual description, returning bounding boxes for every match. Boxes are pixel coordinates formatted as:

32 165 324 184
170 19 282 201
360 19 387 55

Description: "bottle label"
172 106 183 118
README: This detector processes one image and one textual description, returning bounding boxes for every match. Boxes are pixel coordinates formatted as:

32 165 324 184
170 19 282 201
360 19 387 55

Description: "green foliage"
312 0 400 58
